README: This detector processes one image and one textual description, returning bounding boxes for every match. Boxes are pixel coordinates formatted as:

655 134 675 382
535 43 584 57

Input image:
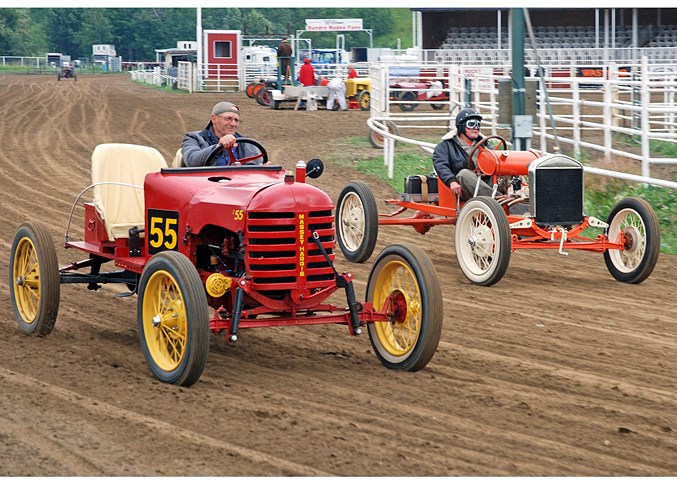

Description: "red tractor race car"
390 80 449 112
335 135 661 286
9 141 442 387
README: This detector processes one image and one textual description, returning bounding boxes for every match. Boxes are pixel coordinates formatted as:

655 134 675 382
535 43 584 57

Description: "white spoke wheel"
366 244 442 371
9 221 60 336
455 196 511 286
138 251 210 386
335 181 378 263
604 197 660 284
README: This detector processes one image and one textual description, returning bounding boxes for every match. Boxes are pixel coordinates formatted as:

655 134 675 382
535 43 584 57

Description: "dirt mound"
0 74 675 476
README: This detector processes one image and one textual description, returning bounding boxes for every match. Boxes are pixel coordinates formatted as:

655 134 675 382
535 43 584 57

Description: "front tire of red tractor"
398 91 418 112
455 196 511 286
9 221 60 336
603 197 660 284
366 244 442 371
137 251 210 387
335 181 378 263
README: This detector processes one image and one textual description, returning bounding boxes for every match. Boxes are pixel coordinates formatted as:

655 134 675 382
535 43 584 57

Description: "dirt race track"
0 73 675 477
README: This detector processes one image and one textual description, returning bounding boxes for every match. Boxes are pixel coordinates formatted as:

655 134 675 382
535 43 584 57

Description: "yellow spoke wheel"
366 244 442 371
138 251 210 386
9 221 60 336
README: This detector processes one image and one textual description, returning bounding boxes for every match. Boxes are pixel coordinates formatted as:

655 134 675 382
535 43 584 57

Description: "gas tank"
476 148 541 176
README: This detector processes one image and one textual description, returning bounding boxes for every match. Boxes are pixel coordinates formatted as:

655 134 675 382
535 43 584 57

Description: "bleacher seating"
440 24 666 51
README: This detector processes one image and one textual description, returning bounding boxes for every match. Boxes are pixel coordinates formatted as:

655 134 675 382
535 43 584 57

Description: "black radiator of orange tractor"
528 155 585 226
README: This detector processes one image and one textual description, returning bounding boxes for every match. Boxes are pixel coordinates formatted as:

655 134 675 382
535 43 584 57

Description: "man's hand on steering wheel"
205 137 269 166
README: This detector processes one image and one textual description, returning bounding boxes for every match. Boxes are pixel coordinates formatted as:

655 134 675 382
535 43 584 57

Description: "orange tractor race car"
10 141 443 386
335 135 661 286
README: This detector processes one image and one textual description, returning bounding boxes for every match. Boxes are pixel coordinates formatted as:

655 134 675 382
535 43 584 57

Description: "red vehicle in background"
390 79 449 112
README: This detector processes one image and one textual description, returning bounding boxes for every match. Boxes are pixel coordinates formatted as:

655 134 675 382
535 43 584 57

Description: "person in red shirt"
299 58 316 87
347 65 358 79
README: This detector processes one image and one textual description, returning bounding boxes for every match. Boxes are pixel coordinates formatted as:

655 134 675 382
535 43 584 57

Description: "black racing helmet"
455 108 482 135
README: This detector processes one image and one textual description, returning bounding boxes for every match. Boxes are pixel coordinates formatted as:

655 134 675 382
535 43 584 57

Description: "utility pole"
511 8 532 150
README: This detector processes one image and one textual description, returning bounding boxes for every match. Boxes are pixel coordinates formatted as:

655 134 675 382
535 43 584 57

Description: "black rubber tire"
256 87 270 106
398 91 418 112
335 181 379 263
366 244 443 371
368 120 399 149
431 103 444 110
137 251 210 386
603 197 660 284
357 90 370 111
9 221 60 336
245 82 257 98
454 196 511 286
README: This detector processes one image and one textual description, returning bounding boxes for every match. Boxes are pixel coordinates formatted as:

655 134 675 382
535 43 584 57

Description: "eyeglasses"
217 115 240 124
465 119 481 129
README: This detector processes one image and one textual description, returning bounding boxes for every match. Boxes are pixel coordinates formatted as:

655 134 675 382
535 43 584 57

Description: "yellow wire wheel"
366 244 442 371
9 221 60 336
137 251 210 386
141 269 188 372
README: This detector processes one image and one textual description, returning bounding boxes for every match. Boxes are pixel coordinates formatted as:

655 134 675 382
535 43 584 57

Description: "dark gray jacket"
181 123 263 167
432 129 487 186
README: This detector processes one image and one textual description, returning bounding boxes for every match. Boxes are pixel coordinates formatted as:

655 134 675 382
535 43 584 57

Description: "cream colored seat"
170 147 185 168
91 143 167 241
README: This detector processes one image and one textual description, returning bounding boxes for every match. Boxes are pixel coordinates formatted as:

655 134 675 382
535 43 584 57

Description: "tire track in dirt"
0 367 331 476
0 73 675 476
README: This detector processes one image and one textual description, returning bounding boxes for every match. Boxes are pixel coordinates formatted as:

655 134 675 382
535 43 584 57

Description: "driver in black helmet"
432 108 500 201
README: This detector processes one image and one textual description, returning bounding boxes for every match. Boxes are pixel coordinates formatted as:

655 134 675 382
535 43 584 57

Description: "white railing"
369 57 677 189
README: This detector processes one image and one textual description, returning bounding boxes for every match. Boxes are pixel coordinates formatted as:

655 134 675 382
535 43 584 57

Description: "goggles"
464 119 481 129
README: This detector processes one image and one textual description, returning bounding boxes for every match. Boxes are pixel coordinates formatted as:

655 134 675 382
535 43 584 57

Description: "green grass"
338 144 677 254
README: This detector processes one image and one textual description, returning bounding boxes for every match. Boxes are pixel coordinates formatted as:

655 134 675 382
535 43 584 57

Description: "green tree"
0 9 48 55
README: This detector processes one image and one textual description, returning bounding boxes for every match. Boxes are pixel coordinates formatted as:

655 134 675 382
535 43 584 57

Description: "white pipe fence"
368 57 677 189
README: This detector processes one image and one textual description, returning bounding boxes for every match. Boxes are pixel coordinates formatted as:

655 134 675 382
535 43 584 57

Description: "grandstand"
415 8 677 65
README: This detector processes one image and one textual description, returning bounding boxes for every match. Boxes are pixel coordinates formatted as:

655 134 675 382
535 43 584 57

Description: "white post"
572 79 581 159
640 55 650 178
196 7 202 91
603 77 612 160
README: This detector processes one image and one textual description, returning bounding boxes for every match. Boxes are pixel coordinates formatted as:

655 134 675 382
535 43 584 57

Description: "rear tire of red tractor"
603 197 660 284
366 244 443 371
9 221 61 336
335 181 378 263
137 251 210 387
256 88 270 106
455 196 511 286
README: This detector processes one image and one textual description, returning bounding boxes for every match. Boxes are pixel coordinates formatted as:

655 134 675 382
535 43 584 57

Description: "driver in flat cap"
181 102 265 167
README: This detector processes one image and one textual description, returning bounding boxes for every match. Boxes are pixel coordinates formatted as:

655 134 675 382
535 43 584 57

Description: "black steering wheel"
206 137 269 166
466 135 507 173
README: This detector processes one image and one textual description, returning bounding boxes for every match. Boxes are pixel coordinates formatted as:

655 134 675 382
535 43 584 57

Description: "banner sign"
305 19 363 31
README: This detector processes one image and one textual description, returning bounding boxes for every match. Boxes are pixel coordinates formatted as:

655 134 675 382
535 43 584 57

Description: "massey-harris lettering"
298 213 305 277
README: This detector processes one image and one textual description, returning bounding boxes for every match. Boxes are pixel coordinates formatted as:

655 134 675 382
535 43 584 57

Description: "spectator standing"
277 36 293 82
299 58 316 87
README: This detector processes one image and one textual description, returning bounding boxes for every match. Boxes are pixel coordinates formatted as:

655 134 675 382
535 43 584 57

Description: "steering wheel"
206 137 269 166
466 135 507 173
